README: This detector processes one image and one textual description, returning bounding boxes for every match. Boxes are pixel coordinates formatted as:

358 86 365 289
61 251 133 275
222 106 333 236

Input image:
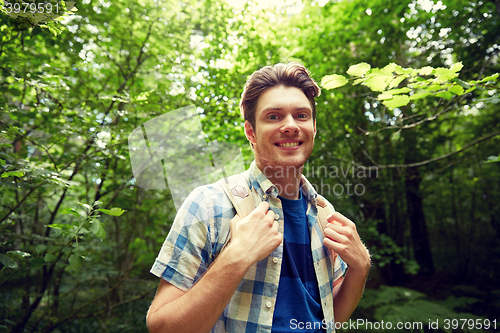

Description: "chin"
276 157 307 168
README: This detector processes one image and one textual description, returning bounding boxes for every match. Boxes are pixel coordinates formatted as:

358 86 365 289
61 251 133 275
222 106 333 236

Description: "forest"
0 0 499 332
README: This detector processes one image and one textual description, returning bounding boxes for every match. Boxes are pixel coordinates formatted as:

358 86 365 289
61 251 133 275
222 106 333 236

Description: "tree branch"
358 131 500 169
0 183 43 224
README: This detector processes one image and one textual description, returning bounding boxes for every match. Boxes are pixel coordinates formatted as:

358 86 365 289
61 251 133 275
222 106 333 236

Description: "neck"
257 162 304 200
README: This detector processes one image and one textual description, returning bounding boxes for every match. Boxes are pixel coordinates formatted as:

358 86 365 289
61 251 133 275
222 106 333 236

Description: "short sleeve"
320 195 348 286
150 187 213 291
332 255 347 287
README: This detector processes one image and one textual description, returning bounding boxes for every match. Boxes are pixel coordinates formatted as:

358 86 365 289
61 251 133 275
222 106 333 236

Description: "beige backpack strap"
218 170 255 217
316 194 338 261
316 195 334 232
217 171 256 247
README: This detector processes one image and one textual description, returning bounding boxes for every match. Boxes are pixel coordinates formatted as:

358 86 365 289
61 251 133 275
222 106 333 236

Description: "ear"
313 120 317 138
244 121 257 145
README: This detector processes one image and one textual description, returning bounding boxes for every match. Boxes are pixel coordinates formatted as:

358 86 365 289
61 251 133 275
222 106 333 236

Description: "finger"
272 219 280 232
324 227 348 243
325 222 344 233
255 201 270 213
229 214 242 229
326 211 353 227
323 237 344 252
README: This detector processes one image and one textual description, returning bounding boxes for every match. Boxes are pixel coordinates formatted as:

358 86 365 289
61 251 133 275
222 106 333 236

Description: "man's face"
245 85 316 173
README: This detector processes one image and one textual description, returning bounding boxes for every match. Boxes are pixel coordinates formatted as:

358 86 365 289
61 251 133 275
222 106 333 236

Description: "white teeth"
278 142 299 147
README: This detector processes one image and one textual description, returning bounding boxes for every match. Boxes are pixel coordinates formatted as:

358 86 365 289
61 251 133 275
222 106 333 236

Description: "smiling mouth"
276 141 302 148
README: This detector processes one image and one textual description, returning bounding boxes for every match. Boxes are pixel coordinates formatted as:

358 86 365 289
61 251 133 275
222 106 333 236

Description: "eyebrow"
261 106 312 112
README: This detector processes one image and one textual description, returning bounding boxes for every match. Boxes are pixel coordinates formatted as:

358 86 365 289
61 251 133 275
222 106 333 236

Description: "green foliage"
357 219 420 275
354 286 488 333
486 155 500 163
0 0 78 36
1 0 499 331
322 62 499 109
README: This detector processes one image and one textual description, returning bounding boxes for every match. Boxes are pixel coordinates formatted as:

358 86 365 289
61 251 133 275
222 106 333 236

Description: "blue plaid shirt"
151 161 347 332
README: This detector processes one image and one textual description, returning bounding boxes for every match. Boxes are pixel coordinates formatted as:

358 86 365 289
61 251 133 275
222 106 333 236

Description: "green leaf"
89 219 106 240
380 63 397 74
435 68 458 81
465 86 477 94
386 87 411 95
448 85 465 96
353 78 366 85
7 250 31 258
36 245 47 253
0 253 18 268
486 155 500 163
418 66 434 75
97 207 126 216
321 74 348 89
1 171 25 178
395 67 414 75
346 62 371 77
382 95 410 109
0 143 13 148
363 74 393 92
3 319 16 326
427 84 444 92
134 89 154 102
410 92 431 100
60 207 80 217
388 76 407 89
68 253 83 271
44 253 57 262
377 93 394 100
30 257 46 268
454 78 471 89
78 202 91 211
478 96 500 104
436 91 454 100
47 223 73 231
450 62 463 73
479 73 499 83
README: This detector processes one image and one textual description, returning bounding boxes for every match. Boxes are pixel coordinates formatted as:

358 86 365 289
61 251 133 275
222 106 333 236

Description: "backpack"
217 171 338 261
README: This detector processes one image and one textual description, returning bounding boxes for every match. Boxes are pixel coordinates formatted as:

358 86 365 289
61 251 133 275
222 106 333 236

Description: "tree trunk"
405 166 435 275
403 126 434 276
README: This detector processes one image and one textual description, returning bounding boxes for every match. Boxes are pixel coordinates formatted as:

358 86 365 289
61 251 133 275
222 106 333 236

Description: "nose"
280 114 299 134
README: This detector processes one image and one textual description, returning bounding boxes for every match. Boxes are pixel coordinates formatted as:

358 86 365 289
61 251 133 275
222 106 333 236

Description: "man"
146 62 371 333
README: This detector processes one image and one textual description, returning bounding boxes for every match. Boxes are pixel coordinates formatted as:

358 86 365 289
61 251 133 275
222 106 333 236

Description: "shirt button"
262 194 268 200
273 257 279 264
274 214 280 220
266 301 272 308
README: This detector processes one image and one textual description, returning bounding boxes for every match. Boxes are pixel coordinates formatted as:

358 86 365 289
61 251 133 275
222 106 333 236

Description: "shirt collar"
248 160 319 205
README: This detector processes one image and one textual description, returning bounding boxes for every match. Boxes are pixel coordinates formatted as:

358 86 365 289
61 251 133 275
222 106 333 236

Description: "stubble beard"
255 141 313 180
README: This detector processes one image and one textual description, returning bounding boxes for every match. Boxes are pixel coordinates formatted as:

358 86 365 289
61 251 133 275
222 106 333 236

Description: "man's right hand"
227 201 283 265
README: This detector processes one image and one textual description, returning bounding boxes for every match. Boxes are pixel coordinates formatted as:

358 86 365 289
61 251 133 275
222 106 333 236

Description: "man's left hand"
323 212 371 273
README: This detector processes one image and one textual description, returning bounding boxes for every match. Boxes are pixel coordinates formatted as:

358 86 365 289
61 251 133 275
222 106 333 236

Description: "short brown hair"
239 62 321 130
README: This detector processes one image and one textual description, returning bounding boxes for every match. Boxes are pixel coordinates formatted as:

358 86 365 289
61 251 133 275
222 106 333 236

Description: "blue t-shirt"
271 190 325 333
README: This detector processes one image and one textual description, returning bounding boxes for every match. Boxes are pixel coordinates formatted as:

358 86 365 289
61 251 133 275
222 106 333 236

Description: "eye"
297 113 308 119
267 114 278 120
